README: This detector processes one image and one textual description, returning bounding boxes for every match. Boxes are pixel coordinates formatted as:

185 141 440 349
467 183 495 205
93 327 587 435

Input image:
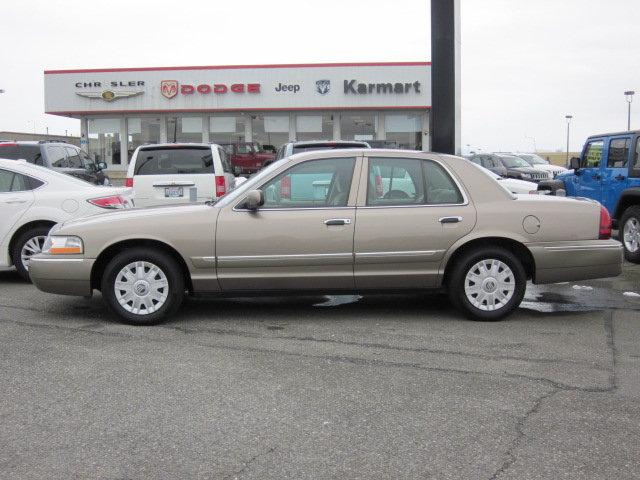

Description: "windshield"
499 155 531 168
214 158 289 207
519 154 548 165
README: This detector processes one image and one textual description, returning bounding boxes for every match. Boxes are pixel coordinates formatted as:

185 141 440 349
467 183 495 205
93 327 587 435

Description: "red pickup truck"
220 142 276 175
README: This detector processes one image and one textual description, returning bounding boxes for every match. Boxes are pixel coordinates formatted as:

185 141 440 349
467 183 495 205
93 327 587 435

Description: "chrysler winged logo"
316 79 330 95
75 90 142 102
161 80 178 99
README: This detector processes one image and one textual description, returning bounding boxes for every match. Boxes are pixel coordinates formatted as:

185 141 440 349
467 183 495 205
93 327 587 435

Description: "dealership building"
43 62 431 171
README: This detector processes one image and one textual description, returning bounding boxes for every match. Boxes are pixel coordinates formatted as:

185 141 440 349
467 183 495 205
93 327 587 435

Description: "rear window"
134 147 214 175
292 143 367 155
0 144 42 163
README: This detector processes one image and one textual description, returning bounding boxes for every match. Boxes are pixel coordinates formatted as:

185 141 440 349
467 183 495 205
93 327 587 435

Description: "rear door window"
632 137 640 178
48 146 68 167
134 147 215 175
0 169 40 192
607 138 631 168
65 147 83 168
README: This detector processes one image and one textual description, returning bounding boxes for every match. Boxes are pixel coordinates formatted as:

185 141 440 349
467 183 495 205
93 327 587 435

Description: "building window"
167 116 203 143
88 118 121 166
251 114 289 151
385 114 422 150
210 115 245 144
340 114 377 141
128 117 161 152
296 114 333 141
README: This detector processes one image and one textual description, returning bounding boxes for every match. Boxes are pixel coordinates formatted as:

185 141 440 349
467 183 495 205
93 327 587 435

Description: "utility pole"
625 91 635 131
565 115 573 164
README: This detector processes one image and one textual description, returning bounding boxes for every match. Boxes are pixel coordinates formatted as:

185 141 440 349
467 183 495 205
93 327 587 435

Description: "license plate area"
165 186 184 198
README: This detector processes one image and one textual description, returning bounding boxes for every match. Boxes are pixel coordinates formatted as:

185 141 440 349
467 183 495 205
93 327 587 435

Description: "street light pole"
565 115 573 164
625 91 635 131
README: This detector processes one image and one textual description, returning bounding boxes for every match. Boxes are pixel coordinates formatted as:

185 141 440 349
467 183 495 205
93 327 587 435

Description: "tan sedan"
29 149 623 325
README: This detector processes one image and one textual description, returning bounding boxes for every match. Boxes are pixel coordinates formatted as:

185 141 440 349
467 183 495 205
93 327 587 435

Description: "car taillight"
0 142 18 147
88 195 129 209
599 205 612 239
280 176 291 199
375 174 383 198
124 177 134 188
215 175 226 197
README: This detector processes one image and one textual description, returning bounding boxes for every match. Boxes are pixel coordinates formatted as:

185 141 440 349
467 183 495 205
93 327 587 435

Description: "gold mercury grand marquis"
29 149 623 325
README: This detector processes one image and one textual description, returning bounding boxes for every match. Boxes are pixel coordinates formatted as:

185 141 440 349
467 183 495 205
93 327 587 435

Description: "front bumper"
527 239 623 284
29 255 94 297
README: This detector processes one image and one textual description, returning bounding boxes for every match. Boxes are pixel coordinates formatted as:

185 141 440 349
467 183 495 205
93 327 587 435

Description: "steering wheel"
383 189 410 200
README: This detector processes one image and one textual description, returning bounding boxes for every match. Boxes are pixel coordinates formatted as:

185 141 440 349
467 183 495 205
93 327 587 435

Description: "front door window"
261 157 356 208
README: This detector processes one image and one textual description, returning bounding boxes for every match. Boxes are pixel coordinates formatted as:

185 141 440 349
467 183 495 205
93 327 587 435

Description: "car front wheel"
11 226 51 281
620 205 640 263
447 247 527 321
101 248 184 325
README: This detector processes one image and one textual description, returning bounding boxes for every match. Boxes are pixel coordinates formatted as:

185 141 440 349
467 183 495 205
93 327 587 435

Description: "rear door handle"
592 174 601 180
615 175 626 181
4 199 27 204
324 218 351 226
439 216 463 224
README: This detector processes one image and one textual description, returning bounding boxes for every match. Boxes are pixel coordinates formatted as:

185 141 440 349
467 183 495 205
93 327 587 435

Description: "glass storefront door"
87 118 121 167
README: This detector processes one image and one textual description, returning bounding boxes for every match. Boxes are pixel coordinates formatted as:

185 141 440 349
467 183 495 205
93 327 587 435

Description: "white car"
514 153 567 178
0 158 133 280
479 165 538 194
125 143 237 208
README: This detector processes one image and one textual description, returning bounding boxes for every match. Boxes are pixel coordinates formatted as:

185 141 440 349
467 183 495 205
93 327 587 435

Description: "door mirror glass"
97 162 108 170
243 189 264 210
570 157 581 170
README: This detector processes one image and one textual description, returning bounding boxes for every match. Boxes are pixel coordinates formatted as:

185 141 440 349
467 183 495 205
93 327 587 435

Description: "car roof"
137 142 215 149
290 140 371 147
587 130 640 139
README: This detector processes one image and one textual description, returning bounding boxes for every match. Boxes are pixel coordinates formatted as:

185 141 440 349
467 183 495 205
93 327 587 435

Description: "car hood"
59 203 211 231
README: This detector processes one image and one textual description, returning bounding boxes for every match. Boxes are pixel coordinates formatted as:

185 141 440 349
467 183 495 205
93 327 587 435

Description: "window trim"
361 156 468 209
606 136 632 169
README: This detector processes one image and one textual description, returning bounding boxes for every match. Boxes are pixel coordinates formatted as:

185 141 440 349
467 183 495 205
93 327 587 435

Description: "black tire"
620 205 640 263
101 248 185 325
447 247 527 321
11 226 51 281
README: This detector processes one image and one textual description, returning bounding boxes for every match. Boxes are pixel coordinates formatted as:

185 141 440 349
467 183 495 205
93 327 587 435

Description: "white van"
125 143 236 207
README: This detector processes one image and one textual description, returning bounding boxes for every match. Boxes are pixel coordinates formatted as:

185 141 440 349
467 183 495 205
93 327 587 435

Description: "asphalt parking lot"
1 263 639 479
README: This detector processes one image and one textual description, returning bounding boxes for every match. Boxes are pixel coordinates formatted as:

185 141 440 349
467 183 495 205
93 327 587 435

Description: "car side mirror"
243 189 264 210
97 162 108 170
569 157 581 170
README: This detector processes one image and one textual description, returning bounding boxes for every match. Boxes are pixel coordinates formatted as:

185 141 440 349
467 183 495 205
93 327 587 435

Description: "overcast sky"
1 0 638 152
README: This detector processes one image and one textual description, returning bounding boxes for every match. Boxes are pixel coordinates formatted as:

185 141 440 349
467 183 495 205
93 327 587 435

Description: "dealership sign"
45 63 431 114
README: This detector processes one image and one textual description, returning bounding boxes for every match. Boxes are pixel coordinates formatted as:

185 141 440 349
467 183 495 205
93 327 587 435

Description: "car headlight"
42 236 84 255
520 173 531 179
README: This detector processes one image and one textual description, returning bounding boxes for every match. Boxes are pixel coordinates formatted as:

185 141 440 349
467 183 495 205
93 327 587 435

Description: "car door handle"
3 199 27 204
615 175 626 181
324 218 351 226
439 216 463 224
592 174 601 180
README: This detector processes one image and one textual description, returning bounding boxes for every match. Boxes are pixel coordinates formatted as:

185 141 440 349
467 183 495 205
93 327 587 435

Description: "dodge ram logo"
316 79 330 95
161 80 178 99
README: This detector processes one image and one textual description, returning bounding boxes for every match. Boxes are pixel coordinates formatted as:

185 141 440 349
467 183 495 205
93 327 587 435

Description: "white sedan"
0 158 133 280
478 165 538 194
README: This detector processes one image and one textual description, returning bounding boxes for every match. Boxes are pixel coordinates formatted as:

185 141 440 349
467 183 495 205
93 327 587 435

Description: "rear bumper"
528 239 623 284
29 255 94 297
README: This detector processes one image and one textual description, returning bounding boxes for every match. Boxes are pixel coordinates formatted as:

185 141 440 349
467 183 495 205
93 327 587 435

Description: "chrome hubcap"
623 217 639 253
20 235 47 271
114 261 169 315
464 259 516 311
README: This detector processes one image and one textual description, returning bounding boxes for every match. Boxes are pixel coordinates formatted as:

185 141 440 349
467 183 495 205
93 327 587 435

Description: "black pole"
431 0 459 154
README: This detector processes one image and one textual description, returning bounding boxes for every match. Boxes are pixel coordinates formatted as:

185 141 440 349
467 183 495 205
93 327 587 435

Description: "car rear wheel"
11 226 51 281
620 205 640 263
447 247 526 321
101 248 184 325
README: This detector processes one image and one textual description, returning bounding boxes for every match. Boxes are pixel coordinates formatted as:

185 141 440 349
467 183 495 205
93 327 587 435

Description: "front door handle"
4 199 27 204
615 174 626 181
592 174 601 180
439 216 463 224
324 218 351 226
